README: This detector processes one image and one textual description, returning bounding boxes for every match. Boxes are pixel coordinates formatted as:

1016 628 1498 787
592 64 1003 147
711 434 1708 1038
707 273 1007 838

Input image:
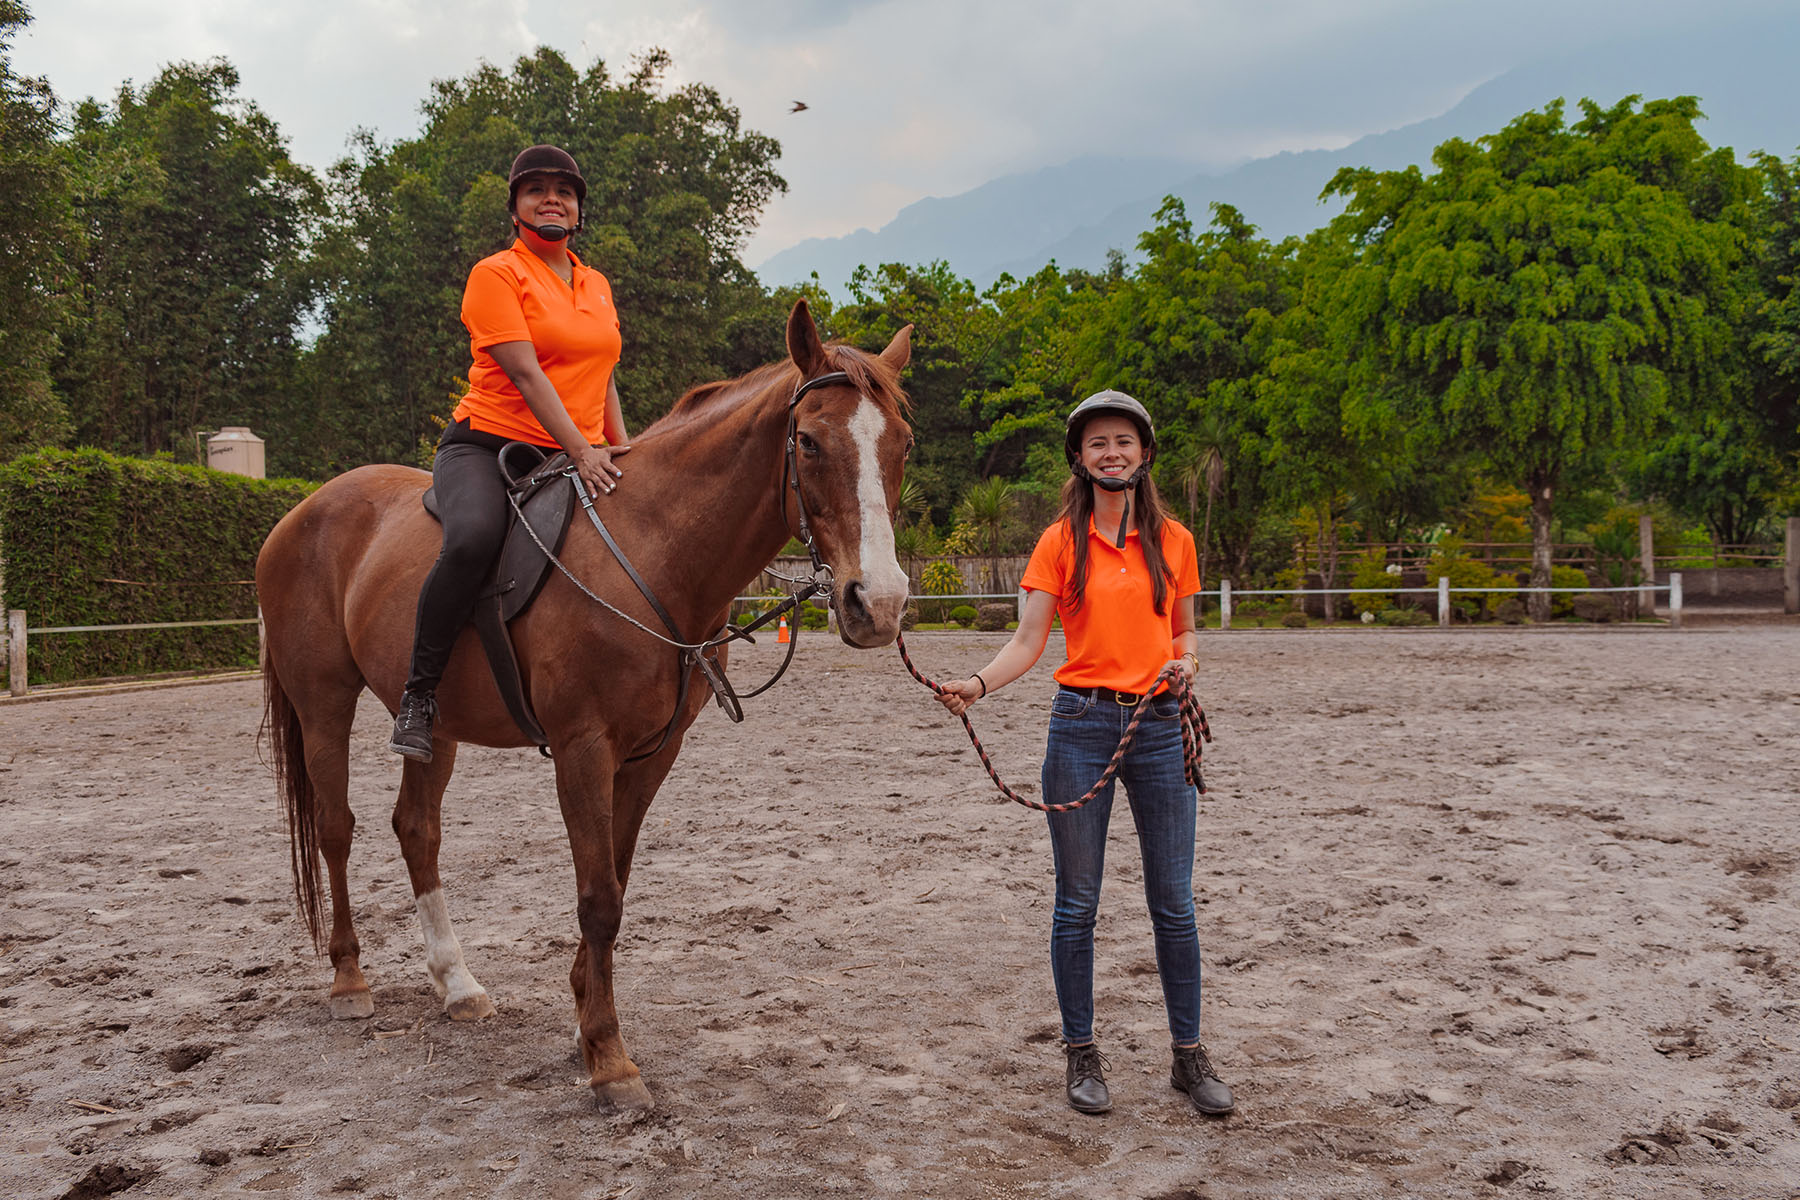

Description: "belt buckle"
1114 689 1140 706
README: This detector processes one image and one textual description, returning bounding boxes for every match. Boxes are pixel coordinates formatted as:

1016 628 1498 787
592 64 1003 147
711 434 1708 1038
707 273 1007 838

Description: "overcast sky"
12 0 1788 265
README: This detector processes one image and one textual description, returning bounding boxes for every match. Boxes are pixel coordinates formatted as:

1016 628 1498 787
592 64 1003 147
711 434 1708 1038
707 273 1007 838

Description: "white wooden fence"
3 575 1685 699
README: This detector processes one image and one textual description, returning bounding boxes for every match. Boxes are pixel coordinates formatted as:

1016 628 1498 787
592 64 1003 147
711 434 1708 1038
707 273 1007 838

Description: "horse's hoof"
592 1076 654 1113
445 991 496 1021
328 990 374 1020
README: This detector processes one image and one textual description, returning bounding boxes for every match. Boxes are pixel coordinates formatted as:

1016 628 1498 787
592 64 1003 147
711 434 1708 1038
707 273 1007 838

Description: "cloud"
15 0 1793 263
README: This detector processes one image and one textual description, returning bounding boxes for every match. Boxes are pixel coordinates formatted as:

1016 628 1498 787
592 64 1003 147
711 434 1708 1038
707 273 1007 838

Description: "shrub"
1571 593 1616 622
800 601 830 629
1280 611 1308 629
1425 536 1504 617
919 559 964 623
1378 607 1433 627
1549 565 1589 617
949 605 979 628
975 603 1012 631
1495 598 1527 624
0 448 314 686
1349 548 1397 617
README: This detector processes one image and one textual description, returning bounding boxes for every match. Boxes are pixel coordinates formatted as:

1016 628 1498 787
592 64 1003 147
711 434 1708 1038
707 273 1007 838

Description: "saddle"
422 443 575 749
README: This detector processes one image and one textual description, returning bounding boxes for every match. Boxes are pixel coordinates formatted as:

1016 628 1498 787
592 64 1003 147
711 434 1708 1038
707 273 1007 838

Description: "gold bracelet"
1180 652 1199 673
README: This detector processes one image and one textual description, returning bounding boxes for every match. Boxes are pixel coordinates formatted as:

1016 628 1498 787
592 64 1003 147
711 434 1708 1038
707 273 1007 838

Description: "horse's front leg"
554 734 654 1111
392 744 496 1020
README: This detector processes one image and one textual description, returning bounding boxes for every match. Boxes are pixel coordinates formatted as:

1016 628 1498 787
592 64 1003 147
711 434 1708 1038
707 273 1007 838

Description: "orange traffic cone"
777 614 790 643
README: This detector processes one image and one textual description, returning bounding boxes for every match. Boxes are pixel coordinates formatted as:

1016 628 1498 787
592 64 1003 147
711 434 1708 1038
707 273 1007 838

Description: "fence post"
1438 577 1450 628
1786 517 1799 616
1220 580 1232 631
1638 514 1656 617
7 610 25 698
1670 572 1683 631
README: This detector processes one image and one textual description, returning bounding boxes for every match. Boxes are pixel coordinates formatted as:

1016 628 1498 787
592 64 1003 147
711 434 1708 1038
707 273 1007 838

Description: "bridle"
508 368 859 761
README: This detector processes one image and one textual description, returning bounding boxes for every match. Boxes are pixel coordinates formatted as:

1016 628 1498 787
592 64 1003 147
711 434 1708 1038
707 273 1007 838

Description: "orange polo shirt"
451 240 622 446
1021 516 1200 694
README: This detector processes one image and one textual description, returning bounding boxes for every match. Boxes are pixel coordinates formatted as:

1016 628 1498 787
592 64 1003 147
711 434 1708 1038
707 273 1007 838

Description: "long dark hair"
1055 470 1178 615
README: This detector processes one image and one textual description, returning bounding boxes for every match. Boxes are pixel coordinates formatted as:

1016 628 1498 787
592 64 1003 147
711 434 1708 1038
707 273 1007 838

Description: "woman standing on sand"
934 390 1232 1118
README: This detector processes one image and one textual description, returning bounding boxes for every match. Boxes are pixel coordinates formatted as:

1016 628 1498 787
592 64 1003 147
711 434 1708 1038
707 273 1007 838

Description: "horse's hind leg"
392 745 495 1020
302 697 377 1020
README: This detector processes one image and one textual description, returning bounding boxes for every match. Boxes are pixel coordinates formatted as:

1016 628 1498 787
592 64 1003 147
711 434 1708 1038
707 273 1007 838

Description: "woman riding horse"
391 144 631 761
259 299 913 1111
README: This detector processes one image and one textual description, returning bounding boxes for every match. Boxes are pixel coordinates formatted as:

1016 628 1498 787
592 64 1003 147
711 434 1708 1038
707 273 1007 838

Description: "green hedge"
0 449 315 686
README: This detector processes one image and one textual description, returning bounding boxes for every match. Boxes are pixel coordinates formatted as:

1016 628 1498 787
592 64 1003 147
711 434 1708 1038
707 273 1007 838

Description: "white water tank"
207 427 265 478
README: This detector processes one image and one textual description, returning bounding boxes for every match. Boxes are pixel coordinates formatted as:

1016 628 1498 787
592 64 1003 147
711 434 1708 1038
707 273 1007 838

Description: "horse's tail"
260 643 324 953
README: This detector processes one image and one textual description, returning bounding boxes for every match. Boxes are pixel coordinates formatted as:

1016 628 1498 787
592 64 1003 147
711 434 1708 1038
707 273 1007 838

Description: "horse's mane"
643 342 910 438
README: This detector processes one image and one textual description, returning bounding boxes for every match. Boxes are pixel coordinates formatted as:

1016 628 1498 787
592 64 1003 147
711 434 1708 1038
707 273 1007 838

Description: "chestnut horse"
257 303 913 1109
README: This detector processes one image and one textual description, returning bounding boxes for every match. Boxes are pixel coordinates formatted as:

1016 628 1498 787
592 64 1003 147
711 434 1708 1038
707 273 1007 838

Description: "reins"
895 632 1211 813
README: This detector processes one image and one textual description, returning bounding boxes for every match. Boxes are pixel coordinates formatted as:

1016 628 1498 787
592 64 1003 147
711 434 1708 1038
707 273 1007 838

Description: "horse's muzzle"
835 573 907 648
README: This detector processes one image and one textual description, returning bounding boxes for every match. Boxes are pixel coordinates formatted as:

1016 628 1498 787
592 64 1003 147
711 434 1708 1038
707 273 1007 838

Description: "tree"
955 475 1018 592
53 60 322 464
0 1 73 458
1324 97 1754 619
303 47 786 475
1082 199 1288 581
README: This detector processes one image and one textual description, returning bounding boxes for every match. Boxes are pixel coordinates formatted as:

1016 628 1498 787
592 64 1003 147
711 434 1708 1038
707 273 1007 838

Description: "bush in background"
1349 548 1398 617
0 448 315 685
919 559 963 623
1549 565 1590 617
949 605 978 628
975 603 1012 631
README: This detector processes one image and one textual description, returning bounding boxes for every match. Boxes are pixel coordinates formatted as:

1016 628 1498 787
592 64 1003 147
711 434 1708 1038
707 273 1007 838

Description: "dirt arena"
2 626 1798 1199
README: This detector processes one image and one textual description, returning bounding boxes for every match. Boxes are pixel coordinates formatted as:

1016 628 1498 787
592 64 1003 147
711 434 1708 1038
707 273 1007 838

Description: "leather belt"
1066 685 1163 707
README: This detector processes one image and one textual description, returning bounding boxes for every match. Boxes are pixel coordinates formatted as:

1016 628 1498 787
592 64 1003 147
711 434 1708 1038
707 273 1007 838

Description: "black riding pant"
404 441 515 694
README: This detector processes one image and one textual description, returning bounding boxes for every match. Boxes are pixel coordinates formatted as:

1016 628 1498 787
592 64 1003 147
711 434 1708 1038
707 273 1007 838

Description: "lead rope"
895 633 1211 813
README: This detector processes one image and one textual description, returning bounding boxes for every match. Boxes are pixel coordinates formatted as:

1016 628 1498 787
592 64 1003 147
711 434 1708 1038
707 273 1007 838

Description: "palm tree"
1164 423 1227 591
956 476 1017 595
894 476 930 530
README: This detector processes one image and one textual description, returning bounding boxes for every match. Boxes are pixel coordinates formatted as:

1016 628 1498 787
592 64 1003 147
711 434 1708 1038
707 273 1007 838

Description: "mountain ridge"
755 17 1799 295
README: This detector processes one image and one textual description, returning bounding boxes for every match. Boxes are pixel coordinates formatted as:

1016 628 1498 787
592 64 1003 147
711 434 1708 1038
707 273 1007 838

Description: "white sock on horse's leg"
414 888 495 1019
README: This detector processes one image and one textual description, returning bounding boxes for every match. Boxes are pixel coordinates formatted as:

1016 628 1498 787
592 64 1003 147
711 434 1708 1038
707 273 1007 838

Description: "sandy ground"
2 627 1799 1200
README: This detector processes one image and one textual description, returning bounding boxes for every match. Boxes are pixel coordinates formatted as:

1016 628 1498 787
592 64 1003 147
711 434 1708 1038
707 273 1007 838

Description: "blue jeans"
1042 686 1201 1045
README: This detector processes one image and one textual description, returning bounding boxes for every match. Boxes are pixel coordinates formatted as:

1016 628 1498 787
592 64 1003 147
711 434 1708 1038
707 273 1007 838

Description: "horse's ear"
879 323 913 372
786 299 828 377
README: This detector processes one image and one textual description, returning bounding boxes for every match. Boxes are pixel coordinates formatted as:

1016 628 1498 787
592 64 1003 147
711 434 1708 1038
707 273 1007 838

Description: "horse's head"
784 301 914 648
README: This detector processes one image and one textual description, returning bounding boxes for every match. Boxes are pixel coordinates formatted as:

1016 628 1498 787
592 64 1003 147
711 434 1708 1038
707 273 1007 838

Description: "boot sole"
388 740 434 763
1172 1076 1234 1115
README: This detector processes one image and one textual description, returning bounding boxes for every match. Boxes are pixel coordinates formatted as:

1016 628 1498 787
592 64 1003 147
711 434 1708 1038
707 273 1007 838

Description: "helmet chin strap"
515 215 582 243
1078 465 1146 548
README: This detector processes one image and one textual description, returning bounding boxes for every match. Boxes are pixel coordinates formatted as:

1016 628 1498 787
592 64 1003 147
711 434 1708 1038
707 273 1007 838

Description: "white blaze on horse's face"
844 396 911 642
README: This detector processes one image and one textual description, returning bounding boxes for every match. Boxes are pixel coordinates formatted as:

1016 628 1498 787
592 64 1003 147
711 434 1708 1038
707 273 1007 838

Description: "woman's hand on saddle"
574 443 630 497
936 677 984 718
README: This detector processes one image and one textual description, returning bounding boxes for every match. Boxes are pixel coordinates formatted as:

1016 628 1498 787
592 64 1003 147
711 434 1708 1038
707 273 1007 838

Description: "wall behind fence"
0 449 315 686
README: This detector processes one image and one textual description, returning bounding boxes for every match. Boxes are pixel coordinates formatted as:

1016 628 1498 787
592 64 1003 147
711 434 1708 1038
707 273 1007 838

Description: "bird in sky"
790 101 809 113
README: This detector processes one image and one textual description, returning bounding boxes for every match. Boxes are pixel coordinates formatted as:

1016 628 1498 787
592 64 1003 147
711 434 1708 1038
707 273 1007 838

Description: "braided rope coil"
896 632 1211 813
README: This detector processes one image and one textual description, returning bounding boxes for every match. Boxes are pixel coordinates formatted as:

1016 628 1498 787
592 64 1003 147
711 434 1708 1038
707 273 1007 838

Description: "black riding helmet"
507 144 587 207
1066 390 1156 548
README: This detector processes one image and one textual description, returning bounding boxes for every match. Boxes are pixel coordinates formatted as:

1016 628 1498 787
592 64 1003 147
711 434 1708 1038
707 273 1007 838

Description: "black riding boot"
1171 1042 1234 1115
389 689 438 762
1064 1042 1112 1114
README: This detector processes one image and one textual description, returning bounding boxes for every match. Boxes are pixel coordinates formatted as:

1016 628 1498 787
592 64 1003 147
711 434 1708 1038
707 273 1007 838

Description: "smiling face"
1078 414 1144 485
512 173 580 232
